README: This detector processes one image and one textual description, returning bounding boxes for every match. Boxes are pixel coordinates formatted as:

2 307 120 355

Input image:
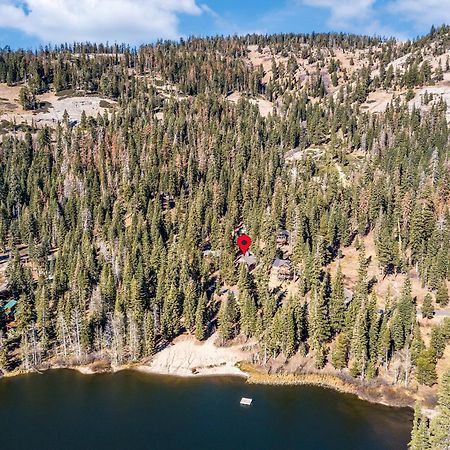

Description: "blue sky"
0 0 449 49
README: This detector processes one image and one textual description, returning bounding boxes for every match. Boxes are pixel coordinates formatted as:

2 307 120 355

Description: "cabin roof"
3 299 17 310
273 258 291 268
203 249 221 257
243 254 257 266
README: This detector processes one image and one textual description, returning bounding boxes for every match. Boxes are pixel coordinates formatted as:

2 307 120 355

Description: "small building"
3 299 17 314
276 230 289 246
203 249 221 258
233 222 248 238
236 252 257 271
273 259 293 281
3 299 17 325
344 288 353 305
160 192 175 209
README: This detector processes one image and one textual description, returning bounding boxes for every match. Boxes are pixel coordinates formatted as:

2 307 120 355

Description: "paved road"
418 309 450 318
434 309 450 317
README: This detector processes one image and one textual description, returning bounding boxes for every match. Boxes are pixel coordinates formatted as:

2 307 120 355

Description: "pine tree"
349 300 368 378
218 293 238 342
416 348 437 386
16 293 34 336
331 333 349 369
308 286 331 349
182 280 197 332
195 293 207 341
161 283 181 339
436 282 449 307
378 314 392 366
409 404 431 450
430 326 445 360
422 294 434 319
143 311 155 357
398 277 415 339
430 370 450 449
239 289 257 338
282 304 296 358
411 322 425 365
391 309 405 351
330 265 346 335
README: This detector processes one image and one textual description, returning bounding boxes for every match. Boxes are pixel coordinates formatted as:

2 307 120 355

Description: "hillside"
0 29 450 437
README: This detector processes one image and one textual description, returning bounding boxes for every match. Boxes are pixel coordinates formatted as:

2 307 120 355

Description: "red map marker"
237 234 252 255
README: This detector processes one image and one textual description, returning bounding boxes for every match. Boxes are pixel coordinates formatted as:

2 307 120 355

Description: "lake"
0 370 412 450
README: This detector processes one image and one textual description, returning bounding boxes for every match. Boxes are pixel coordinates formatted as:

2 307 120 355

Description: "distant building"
159 192 175 209
272 258 293 281
3 299 17 327
233 222 247 237
276 230 289 246
344 288 353 305
203 249 221 258
3 299 17 314
236 252 257 271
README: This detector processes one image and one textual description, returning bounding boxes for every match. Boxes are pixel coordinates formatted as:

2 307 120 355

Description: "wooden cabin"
160 192 175 209
3 299 17 316
235 253 257 271
3 299 17 328
276 230 289 246
273 258 293 281
203 249 221 258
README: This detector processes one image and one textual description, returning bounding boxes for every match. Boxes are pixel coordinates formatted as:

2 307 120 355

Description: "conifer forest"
1 27 450 447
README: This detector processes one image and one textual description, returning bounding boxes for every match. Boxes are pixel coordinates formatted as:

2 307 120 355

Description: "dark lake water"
0 370 412 450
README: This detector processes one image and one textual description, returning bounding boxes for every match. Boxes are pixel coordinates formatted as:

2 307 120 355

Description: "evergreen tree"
331 333 349 369
409 404 431 450
430 370 450 449
436 282 449 307
422 294 434 319
239 289 257 338
195 293 207 341
416 348 437 386
330 265 346 335
218 293 238 342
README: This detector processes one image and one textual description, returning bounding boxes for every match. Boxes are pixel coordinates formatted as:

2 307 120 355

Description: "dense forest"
1 27 450 447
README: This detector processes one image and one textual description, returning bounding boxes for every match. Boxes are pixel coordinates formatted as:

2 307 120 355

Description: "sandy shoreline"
134 334 250 378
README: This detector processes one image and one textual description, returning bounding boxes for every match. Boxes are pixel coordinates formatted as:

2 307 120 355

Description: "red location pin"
237 234 252 255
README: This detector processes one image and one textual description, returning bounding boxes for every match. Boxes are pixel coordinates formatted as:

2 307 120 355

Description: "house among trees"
272 258 293 281
159 192 175 209
236 252 257 271
203 249 221 258
276 230 289 246
344 288 353 305
3 299 17 328
233 222 247 237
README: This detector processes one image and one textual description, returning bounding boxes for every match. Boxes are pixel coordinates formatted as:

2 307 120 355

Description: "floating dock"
240 397 252 406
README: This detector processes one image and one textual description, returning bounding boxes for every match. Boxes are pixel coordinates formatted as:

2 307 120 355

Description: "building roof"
243 254 257 266
273 258 291 268
203 250 221 257
344 288 353 305
3 299 17 310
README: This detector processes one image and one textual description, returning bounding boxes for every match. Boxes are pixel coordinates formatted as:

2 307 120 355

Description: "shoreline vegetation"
1 360 418 410
239 362 418 409
1 334 420 410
